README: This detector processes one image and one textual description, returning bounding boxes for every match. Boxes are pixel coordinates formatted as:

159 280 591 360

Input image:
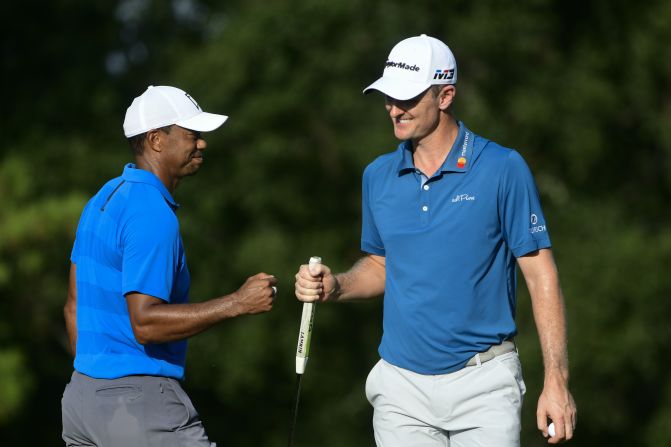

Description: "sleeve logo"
529 214 547 233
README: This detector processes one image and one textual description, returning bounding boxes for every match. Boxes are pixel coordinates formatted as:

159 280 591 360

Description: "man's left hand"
537 375 577 443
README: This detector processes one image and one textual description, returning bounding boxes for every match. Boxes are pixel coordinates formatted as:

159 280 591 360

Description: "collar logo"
457 157 467 168
434 68 455 80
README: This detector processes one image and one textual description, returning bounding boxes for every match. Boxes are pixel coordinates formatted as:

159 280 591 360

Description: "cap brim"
363 77 431 101
176 112 228 132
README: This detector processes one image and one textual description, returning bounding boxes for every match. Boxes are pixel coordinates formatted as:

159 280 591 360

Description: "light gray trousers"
62 371 215 447
366 352 526 447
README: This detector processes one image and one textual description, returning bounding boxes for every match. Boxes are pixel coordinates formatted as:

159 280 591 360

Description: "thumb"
308 263 331 277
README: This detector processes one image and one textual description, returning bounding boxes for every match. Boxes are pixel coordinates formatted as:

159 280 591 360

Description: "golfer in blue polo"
295 35 576 446
62 86 278 446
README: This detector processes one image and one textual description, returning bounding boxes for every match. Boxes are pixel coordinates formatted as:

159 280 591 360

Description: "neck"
135 156 180 193
411 114 459 177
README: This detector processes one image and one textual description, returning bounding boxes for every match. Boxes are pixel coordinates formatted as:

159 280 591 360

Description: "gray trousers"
366 351 526 447
62 371 215 447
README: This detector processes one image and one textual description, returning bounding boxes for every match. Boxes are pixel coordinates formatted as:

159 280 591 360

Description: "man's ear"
145 129 163 153
438 85 456 111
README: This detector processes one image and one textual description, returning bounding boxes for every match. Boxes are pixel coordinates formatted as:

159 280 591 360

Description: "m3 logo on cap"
434 69 455 80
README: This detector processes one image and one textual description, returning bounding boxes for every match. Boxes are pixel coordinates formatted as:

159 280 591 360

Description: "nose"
197 138 207 150
386 103 403 118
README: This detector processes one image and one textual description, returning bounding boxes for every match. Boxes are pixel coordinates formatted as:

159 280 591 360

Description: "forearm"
533 285 570 382
128 272 276 344
520 250 570 382
520 249 577 440
65 263 78 356
332 255 385 302
129 293 244 344
64 303 77 355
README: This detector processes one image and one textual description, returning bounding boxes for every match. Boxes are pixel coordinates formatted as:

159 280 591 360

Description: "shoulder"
475 136 532 172
363 146 402 178
87 176 124 203
123 185 179 235
77 177 124 218
128 189 178 220
476 135 516 161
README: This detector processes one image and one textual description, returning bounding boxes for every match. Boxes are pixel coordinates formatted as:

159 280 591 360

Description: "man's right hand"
294 263 338 303
232 273 277 315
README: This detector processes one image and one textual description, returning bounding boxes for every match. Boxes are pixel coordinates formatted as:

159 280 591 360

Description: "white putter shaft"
295 256 321 374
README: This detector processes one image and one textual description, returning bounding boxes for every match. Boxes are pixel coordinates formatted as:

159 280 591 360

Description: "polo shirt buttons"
422 205 429 212
423 185 430 190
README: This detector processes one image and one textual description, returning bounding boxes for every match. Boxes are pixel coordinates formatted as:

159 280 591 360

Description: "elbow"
133 327 153 345
64 300 76 323
130 320 155 345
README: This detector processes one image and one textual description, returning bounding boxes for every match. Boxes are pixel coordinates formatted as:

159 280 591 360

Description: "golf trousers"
366 351 526 447
62 371 215 447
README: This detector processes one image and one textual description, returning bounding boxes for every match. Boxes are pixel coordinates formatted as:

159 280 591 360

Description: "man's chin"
183 162 203 177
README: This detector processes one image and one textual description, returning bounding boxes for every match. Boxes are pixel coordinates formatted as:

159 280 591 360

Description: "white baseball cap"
123 85 228 138
363 34 457 100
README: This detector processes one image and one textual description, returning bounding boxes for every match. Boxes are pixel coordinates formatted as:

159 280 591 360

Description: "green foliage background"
2 0 670 445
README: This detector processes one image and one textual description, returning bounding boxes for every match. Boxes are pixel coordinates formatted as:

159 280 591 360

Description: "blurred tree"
1 0 669 445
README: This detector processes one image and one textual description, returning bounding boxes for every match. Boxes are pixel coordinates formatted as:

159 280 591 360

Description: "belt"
465 340 517 367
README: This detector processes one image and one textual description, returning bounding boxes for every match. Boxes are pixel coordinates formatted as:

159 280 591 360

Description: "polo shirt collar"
396 121 476 175
397 141 416 173
121 163 180 209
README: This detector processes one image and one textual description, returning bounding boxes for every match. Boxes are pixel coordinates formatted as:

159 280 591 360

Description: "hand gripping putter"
288 256 321 447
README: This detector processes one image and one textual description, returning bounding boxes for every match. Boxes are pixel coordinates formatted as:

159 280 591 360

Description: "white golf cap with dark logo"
363 34 457 101
123 85 228 138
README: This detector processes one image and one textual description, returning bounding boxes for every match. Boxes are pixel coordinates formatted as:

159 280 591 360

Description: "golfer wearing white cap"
295 35 576 446
62 86 278 446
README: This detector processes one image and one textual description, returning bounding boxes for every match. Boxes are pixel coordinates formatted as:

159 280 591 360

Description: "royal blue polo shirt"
71 164 190 380
361 122 551 375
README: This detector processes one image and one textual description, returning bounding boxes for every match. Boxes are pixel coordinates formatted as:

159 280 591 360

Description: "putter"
288 256 321 447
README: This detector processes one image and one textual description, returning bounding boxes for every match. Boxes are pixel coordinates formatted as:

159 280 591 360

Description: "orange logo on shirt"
457 157 467 168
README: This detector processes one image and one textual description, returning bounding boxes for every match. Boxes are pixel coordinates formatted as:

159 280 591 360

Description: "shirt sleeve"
360 165 386 256
499 150 552 257
121 207 181 302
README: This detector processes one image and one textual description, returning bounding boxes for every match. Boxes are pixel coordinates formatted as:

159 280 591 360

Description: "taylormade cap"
123 85 228 138
363 34 457 100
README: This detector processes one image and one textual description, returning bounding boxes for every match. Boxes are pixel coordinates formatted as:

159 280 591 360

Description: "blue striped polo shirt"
71 163 190 380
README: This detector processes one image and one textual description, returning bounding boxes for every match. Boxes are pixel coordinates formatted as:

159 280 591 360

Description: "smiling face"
160 125 207 179
384 85 455 144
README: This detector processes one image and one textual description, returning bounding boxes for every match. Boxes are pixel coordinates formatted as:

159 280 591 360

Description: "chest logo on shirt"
451 193 476 203
457 157 467 168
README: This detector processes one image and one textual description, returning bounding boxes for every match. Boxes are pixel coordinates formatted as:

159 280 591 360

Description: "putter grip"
295 257 321 374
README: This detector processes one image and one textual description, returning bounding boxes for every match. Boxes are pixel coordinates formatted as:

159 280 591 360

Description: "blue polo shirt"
71 164 190 380
361 122 551 375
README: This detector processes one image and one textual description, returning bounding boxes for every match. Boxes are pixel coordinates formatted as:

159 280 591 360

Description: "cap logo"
434 69 455 80
184 92 201 110
385 60 420 72
457 157 467 168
